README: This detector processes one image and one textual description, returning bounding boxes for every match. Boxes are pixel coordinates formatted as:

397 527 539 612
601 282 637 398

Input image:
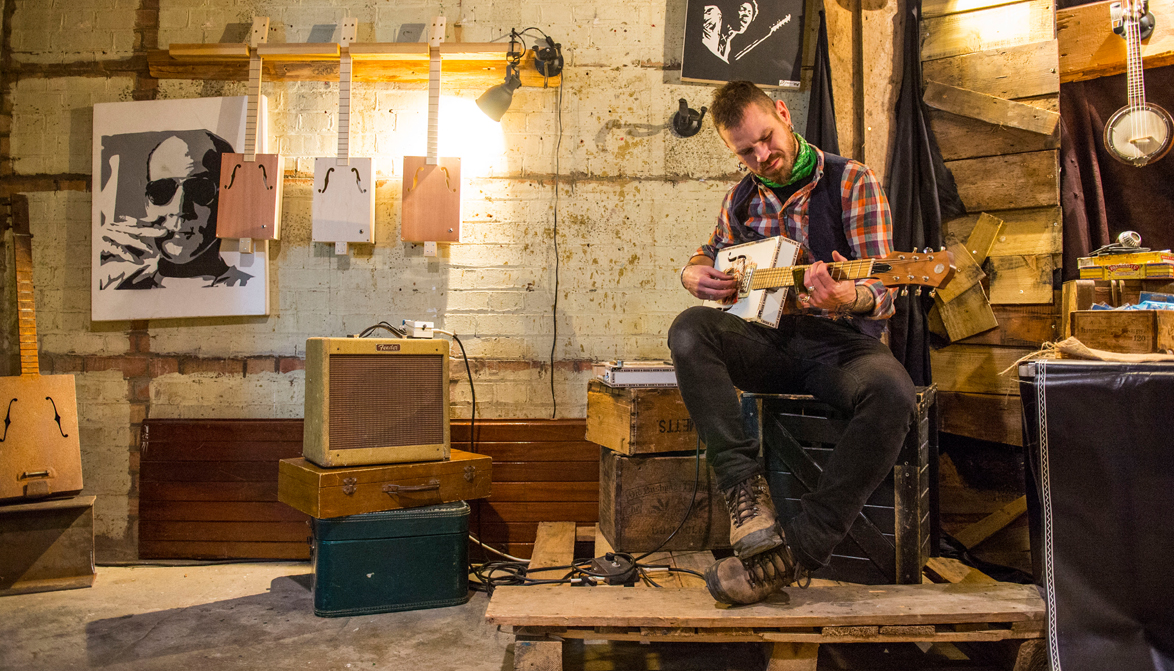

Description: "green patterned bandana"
756 131 816 188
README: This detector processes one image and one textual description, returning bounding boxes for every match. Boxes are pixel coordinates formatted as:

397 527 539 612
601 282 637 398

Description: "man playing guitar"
671 81 916 604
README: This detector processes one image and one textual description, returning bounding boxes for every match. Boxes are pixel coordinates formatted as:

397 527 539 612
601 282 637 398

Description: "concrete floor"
0 562 1015 671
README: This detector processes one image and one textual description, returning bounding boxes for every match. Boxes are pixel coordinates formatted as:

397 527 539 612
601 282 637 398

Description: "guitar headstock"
873 250 956 290
249 16 270 49
428 16 446 48
340 17 357 47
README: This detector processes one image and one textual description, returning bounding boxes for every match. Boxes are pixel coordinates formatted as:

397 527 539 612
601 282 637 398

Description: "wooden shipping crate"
0 495 96 596
744 386 937 585
1071 310 1174 353
598 448 731 553
278 449 492 518
585 379 699 455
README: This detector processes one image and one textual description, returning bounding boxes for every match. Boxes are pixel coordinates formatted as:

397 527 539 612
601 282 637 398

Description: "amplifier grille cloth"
328 354 445 450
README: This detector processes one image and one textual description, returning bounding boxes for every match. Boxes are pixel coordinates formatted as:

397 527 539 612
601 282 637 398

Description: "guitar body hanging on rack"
312 17 376 256
401 16 462 245
0 195 83 502
703 238 955 327
1104 0 1172 166
217 16 285 253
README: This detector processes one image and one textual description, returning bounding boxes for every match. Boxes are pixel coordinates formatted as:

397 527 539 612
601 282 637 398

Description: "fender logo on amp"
375 344 401 352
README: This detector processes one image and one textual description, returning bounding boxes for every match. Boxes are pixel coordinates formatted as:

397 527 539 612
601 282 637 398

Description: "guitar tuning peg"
915 286 923 296
922 247 932 253
940 246 946 252
900 287 909 296
929 289 937 298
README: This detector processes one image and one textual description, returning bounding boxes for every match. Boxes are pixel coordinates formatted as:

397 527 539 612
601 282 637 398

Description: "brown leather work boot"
704 542 801 605
722 473 784 558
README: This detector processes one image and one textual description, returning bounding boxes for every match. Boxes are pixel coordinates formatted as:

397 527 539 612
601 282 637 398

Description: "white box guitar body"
703 237 801 328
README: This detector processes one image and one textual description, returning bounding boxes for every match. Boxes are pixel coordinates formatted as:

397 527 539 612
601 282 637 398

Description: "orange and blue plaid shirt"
696 147 896 322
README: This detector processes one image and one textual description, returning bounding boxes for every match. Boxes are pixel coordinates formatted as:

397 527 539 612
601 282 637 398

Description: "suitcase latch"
342 477 357 495
382 479 440 495
464 465 476 482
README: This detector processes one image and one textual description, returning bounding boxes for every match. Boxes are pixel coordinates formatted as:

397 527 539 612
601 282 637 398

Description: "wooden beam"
936 284 1000 341
923 81 1060 136
930 108 1061 161
1059 0 1174 83
956 302 1060 346
954 496 1028 549
987 254 1055 304
945 207 1062 257
947 150 1059 212
965 213 1006 265
921 0 1055 62
930 344 1032 395
924 557 998 583
936 242 986 303
529 521 576 570
937 391 1024 445
922 41 1059 98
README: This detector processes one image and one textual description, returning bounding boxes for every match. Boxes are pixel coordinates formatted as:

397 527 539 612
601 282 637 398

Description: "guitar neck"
13 233 39 376
426 49 441 165
748 259 876 290
245 54 262 161
337 51 352 164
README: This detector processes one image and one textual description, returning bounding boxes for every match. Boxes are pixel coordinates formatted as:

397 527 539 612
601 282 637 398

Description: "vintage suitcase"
744 385 937 585
585 378 700 455
277 448 491 518
312 502 470 617
598 447 730 552
0 495 96 596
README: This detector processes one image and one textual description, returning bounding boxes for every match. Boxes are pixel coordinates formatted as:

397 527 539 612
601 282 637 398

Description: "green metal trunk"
311 501 470 617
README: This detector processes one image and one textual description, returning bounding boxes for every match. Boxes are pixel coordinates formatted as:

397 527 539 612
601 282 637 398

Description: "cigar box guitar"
217 16 284 254
312 17 375 256
0 195 84 502
703 238 955 327
401 17 461 247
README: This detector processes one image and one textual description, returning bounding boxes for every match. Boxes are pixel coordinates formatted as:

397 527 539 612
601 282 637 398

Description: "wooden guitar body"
401 156 462 243
217 150 285 240
0 374 83 502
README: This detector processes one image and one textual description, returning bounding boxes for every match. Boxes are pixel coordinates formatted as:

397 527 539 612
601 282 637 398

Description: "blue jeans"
667 306 916 570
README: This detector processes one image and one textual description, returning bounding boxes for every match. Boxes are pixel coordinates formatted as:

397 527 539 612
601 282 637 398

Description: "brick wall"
0 0 811 560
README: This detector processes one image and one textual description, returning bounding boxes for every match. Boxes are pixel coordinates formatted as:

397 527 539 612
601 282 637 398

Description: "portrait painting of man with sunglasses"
92 96 269 321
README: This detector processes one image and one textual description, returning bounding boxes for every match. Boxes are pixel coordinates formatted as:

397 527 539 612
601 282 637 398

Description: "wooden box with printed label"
1071 309 1174 353
585 379 699 455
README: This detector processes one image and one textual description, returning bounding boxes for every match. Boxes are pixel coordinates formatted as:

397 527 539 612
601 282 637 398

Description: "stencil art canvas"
91 96 270 321
681 0 805 88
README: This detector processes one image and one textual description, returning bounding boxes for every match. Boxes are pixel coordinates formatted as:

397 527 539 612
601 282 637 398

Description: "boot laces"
723 478 762 528
741 549 789 589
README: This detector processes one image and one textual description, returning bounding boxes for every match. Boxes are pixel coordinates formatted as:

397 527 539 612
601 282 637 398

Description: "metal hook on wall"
672 98 707 138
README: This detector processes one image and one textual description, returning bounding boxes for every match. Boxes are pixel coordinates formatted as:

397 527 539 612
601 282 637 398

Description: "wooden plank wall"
454 419 599 559
139 418 599 561
139 419 310 560
920 0 1061 446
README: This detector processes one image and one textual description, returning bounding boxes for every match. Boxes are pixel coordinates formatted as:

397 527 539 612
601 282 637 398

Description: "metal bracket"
464 465 476 483
342 477 357 495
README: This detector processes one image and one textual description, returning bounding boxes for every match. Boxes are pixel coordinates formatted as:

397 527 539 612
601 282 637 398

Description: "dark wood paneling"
140 501 308 523
491 462 599 483
956 303 1059 347
489 482 599 502
143 419 303 443
451 419 586 442
142 440 302 462
938 392 1024 447
473 501 599 523
139 520 310 543
466 441 598 462
139 481 280 502
139 540 310 560
139 461 278 483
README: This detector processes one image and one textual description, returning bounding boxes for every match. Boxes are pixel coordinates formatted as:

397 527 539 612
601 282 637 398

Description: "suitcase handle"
382 479 440 495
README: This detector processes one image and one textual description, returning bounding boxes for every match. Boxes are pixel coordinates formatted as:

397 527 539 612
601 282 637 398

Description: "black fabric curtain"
884 0 965 386
805 10 840 156
1059 14 1174 279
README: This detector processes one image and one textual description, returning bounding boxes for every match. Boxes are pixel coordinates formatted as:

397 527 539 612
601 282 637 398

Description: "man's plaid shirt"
696 147 896 321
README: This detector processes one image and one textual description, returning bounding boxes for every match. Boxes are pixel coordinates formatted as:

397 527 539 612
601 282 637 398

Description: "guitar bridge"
725 256 757 298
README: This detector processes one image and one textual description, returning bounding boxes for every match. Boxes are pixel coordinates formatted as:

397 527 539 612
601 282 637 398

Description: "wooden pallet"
484 522 1046 671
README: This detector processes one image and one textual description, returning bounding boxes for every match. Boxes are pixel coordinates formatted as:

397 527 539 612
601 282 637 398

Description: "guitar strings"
747 260 875 290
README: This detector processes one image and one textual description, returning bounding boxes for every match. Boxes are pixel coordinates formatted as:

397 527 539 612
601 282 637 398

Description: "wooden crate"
585 379 698 455
139 419 310 560
598 448 730 553
744 386 937 584
1071 309 1174 353
0 495 96 596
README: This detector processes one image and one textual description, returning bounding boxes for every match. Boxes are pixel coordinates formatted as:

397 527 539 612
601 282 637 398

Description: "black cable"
357 322 405 338
634 435 703 561
448 331 486 564
549 76 563 418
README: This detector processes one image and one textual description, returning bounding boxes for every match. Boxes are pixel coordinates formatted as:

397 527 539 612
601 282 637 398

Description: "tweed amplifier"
303 337 450 467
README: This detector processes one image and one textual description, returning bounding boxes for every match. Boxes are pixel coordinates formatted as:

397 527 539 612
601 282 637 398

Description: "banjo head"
1104 102 1174 167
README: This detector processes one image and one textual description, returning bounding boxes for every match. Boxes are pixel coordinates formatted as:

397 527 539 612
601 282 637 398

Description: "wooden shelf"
148 42 559 87
1059 0 1174 83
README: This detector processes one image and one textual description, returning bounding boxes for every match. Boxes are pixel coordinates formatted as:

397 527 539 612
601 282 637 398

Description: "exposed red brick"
127 496 139 517
278 357 305 373
128 331 151 353
179 357 244 376
245 356 277 375
128 378 151 402
119 356 150 379
84 356 123 373
149 356 179 377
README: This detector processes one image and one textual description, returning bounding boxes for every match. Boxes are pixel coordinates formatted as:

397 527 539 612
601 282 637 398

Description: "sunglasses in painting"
145 176 217 207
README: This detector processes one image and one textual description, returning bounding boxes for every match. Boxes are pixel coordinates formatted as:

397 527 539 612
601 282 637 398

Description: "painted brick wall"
0 0 810 559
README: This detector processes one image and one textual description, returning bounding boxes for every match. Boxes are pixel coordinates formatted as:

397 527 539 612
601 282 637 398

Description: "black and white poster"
91 96 269 321
681 0 805 88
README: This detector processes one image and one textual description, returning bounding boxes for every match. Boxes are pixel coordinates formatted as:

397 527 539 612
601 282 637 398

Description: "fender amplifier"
303 337 450 467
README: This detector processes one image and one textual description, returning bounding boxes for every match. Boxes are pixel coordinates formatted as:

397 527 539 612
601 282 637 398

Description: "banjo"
1104 0 1172 166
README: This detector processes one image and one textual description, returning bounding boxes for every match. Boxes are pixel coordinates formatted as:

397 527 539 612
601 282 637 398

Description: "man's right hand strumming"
681 258 738 303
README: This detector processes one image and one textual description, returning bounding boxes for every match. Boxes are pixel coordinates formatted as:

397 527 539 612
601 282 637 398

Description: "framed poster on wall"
91 96 270 321
681 0 806 88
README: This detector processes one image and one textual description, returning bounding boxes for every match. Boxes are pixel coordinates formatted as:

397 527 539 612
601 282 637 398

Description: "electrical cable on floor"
434 328 487 564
